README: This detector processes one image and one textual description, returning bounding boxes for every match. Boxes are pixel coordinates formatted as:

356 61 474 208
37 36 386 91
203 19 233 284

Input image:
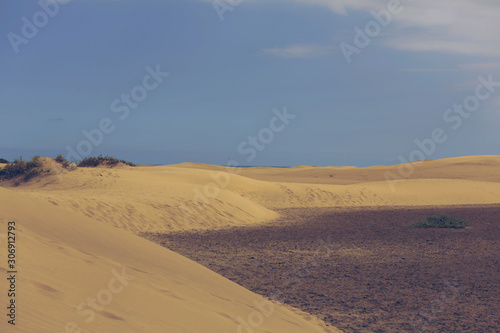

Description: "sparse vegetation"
55 154 77 171
410 214 469 229
0 156 43 181
0 158 9 163
77 155 136 168
55 154 71 168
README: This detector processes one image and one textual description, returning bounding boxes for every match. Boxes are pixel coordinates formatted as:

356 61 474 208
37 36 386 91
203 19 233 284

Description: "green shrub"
55 154 70 168
410 215 469 229
0 158 9 163
26 155 41 169
0 155 43 181
77 155 135 168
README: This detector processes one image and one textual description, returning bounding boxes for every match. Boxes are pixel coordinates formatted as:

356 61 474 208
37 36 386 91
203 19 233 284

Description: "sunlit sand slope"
5 155 500 233
233 179 500 209
233 155 500 185
11 165 280 233
0 188 339 333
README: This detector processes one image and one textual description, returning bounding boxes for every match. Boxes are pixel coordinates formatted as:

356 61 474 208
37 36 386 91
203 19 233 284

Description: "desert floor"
1 155 499 332
146 205 500 333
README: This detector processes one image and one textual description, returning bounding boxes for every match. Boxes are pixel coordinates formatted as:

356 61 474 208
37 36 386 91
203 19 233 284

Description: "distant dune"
4 155 499 233
235 155 500 185
1 155 499 332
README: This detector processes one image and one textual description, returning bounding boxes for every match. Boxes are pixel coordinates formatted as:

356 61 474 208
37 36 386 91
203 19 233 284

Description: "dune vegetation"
410 214 469 228
0 155 43 181
77 154 136 168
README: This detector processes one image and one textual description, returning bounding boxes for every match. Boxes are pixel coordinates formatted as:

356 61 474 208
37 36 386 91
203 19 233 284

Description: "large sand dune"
7 155 500 234
1 155 499 332
0 187 338 333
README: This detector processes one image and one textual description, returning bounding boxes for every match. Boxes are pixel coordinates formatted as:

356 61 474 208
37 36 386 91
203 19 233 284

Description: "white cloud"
299 0 500 57
216 0 500 57
258 44 335 58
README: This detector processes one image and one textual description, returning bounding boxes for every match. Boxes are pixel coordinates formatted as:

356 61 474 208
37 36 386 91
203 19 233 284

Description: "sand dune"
1 155 499 332
11 164 279 233
235 155 500 185
0 187 338 333
6 155 499 234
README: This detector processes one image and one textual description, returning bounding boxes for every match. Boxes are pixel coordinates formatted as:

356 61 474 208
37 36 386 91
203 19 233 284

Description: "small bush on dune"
0 155 43 181
0 158 9 163
26 155 42 169
55 154 79 171
410 215 469 229
55 154 71 168
77 155 136 168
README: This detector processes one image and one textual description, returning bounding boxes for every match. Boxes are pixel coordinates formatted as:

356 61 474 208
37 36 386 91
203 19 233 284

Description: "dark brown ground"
143 205 500 333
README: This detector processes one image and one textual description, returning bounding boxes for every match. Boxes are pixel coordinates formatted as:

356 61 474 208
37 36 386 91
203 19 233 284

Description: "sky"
1 0 499 166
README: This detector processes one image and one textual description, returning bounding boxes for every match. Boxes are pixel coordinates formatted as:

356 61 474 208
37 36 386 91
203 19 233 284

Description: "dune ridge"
1 155 499 332
6 155 500 234
0 187 339 333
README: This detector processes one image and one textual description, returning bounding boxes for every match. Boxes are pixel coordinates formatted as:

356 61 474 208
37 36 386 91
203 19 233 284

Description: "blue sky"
1 0 499 166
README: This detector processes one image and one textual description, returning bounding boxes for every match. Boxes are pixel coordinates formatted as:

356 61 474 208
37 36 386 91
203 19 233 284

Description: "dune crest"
0 187 339 333
4 155 499 233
